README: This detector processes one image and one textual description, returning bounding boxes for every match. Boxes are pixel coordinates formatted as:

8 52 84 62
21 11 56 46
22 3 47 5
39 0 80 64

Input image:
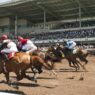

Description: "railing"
33 37 95 44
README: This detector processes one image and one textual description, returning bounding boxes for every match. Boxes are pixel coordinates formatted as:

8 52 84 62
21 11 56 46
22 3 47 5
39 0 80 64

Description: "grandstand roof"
0 0 95 23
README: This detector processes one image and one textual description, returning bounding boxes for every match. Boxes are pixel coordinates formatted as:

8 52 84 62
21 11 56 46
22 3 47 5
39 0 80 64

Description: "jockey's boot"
3 53 9 61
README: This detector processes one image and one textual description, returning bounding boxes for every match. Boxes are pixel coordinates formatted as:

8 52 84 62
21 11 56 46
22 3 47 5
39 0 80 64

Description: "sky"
0 0 11 3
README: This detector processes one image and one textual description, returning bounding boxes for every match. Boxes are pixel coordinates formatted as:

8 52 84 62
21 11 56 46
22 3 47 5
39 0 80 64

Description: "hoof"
33 77 37 83
68 76 75 79
79 77 84 81
34 79 37 83
13 85 19 89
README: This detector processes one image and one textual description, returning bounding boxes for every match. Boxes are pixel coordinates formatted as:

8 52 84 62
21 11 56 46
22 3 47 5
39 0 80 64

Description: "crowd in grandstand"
18 29 95 40
0 19 95 41
52 20 95 29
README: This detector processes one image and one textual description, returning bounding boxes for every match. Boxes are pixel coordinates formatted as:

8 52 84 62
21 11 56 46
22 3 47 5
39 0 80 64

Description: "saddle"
65 48 78 56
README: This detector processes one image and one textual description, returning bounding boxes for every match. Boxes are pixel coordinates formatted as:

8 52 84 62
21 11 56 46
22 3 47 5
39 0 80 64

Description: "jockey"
17 36 37 54
0 34 18 60
66 40 76 49
65 40 77 54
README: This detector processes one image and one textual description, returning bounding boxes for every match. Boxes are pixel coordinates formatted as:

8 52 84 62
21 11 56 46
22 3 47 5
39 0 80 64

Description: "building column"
44 10 46 31
15 15 18 38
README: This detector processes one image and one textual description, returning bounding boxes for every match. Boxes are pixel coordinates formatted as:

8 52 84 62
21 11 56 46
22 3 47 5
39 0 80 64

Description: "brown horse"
0 52 55 87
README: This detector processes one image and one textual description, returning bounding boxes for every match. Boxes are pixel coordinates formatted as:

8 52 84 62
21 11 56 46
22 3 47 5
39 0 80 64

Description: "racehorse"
61 46 89 71
0 51 56 88
45 45 89 71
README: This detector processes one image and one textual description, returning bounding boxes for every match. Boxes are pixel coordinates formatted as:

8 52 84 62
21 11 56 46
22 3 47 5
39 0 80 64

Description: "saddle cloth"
8 52 16 59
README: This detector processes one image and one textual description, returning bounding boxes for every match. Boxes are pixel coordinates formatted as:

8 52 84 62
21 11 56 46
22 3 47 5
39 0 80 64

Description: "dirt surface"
0 56 95 95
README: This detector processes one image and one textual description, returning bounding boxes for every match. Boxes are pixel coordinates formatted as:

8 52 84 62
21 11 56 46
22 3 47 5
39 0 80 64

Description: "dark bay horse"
61 46 89 71
45 45 89 71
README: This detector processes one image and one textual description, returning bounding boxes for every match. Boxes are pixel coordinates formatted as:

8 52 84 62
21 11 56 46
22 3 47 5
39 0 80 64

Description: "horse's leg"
48 61 57 77
78 55 88 65
51 61 56 69
43 60 57 77
76 60 87 71
79 55 88 71
4 72 18 89
21 69 35 81
81 56 88 68
9 71 23 89
21 70 29 79
20 64 33 80
51 69 57 78
68 60 78 71
83 55 88 64
74 60 80 70
71 61 78 71
16 72 23 81
31 67 39 83
4 72 10 84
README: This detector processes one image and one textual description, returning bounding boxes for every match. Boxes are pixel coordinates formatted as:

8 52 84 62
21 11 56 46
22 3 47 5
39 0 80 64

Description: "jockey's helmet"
1 34 8 40
18 36 23 41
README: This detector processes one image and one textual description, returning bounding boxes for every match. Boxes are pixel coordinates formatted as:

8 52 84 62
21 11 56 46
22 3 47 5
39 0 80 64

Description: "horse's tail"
30 55 52 70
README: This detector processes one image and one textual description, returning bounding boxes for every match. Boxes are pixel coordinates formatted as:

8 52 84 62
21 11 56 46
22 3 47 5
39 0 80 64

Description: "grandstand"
0 0 95 47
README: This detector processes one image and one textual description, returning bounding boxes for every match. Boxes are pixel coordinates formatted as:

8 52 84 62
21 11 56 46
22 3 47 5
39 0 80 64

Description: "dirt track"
0 56 95 95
